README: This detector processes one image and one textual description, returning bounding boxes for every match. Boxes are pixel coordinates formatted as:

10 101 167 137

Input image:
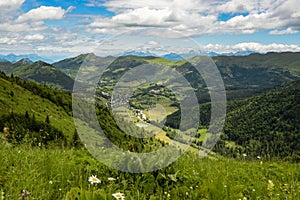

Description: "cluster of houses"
135 110 147 121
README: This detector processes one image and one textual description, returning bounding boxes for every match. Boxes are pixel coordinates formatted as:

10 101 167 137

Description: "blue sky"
0 0 299 61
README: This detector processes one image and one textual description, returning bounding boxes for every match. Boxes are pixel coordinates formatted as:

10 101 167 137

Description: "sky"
0 0 300 61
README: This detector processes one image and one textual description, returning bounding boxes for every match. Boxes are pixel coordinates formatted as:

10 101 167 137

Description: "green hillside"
0 72 75 141
52 53 98 79
0 72 166 154
0 60 74 91
218 80 300 159
165 80 300 160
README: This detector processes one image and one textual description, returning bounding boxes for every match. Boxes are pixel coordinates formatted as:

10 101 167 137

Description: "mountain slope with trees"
215 80 300 160
0 60 74 91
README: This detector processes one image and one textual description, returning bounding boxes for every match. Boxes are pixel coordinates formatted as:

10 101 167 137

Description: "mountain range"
1 51 299 99
0 51 299 159
0 53 53 63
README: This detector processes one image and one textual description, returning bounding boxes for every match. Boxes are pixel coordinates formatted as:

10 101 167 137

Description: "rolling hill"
0 60 74 91
53 52 300 102
52 53 98 79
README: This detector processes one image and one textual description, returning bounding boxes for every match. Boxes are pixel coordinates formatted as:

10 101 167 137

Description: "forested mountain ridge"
53 52 300 101
0 60 74 91
215 80 300 160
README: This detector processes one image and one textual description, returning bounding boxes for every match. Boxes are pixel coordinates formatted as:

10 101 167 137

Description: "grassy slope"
0 143 299 199
0 77 75 139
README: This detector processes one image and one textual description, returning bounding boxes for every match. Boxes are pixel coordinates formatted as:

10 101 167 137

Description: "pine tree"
25 111 29 119
72 129 83 148
45 115 50 124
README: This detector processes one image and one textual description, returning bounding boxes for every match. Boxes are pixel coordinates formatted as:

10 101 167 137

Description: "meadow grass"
1 141 299 200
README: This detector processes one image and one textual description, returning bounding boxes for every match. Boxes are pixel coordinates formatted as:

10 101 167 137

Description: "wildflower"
108 177 116 181
267 180 275 196
88 175 101 184
242 153 247 157
20 190 30 197
268 180 274 189
257 156 261 159
49 181 53 184
112 192 125 200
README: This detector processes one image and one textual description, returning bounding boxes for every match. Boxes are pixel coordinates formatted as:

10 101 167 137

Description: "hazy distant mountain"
162 53 185 61
0 53 53 63
0 58 8 62
14 58 34 66
119 50 158 57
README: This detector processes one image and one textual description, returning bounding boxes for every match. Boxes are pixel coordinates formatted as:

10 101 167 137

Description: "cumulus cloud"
17 6 66 22
0 0 25 22
112 7 173 27
0 21 47 32
269 28 298 35
201 42 300 54
24 34 45 41
85 0 300 37
216 0 256 13
0 37 18 45
0 0 25 10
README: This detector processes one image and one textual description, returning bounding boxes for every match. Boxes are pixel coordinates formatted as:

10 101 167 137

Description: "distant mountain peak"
33 60 52 67
15 58 33 66
119 50 158 57
0 53 53 63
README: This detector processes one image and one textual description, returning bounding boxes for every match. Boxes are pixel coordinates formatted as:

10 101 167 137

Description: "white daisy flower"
88 175 101 184
112 192 125 200
108 177 116 181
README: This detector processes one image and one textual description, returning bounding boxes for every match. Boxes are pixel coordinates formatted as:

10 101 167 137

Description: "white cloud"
0 37 18 45
216 0 256 13
85 0 300 37
269 28 298 35
201 42 300 54
0 0 25 22
17 6 66 22
24 34 45 41
112 7 173 27
147 41 159 46
0 21 47 32
0 0 25 10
